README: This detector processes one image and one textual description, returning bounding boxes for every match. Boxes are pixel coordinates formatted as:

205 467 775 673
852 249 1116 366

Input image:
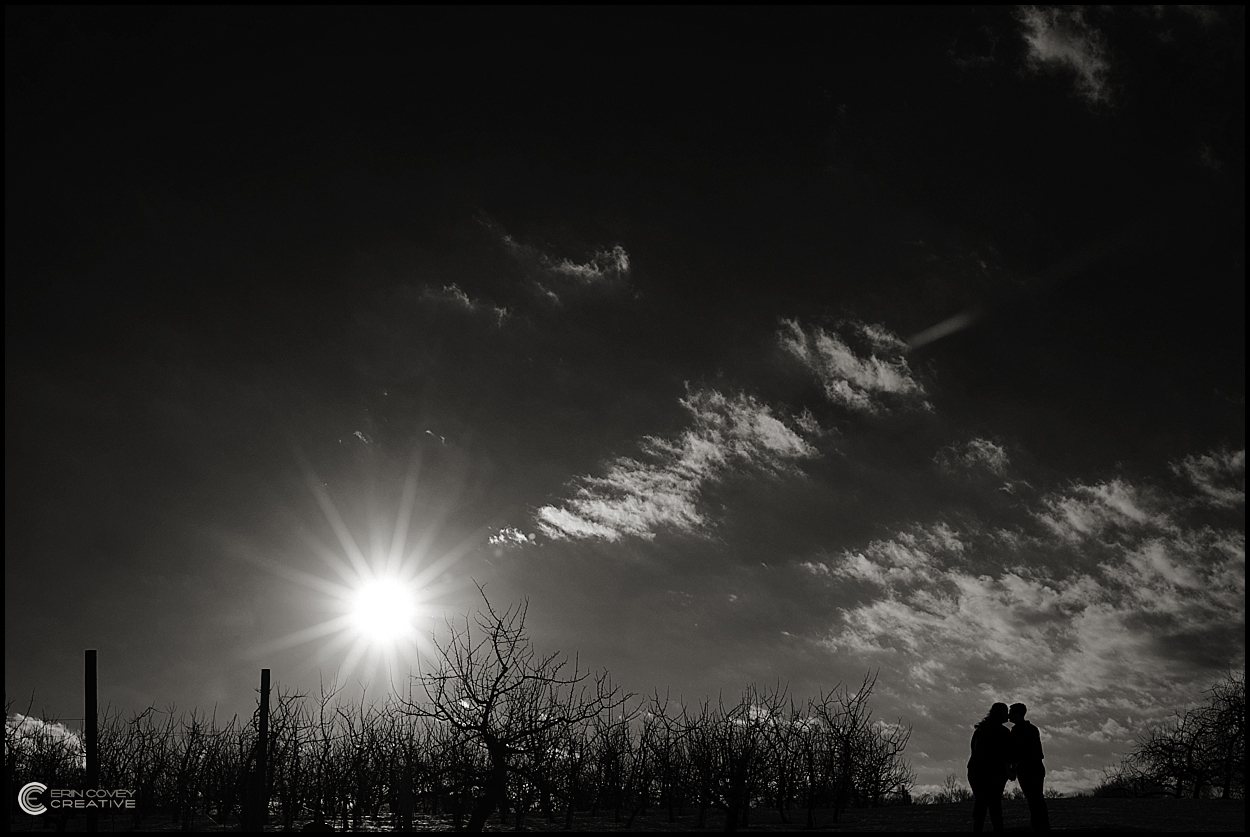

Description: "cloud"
545 244 631 282
1016 6 1112 104
1177 6 1224 27
422 283 509 326
480 214 632 303
809 454 1244 732
1172 448 1245 508
780 319 929 414
527 242 632 303
1089 716 1132 743
6 714 85 768
488 526 534 547
1036 478 1163 542
1198 143 1225 172
536 389 817 541
936 438 1010 477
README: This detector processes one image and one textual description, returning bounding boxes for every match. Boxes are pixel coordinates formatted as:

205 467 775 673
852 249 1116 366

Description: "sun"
350 577 418 644
245 453 476 684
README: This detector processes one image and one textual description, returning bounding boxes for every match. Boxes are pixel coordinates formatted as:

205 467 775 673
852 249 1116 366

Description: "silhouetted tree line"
914 772 975 805
914 772 1064 805
1097 670 1245 800
7 596 914 831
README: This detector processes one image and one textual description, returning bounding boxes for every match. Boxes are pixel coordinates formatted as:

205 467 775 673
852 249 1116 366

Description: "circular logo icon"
19 781 48 815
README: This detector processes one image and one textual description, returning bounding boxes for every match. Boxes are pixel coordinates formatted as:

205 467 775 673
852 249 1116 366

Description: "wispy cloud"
1016 6 1112 104
545 244 631 282
1198 143 1225 172
780 319 929 414
422 283 509 326
480 214 632 303
488 526 534 547
1173 448 1245 508
1036 478 1162 542
806 452 1244 748
936 438 1009 477
527 242 632 303
1177 5 1224 27
536 389 817 541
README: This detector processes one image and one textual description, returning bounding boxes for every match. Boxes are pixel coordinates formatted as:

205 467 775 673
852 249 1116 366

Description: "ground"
10 797 1245 831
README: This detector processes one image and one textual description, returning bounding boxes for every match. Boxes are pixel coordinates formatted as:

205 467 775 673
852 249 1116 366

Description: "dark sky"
5 6 1244 793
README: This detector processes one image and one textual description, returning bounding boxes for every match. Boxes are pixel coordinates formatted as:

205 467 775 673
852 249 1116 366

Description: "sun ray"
339 636 371 681
409 574 475 604
249 615 355 657
410 522 495 591
246 448 481 690
387 456 422 575
296 527 363 587
266 560 353 599
300 457 372 579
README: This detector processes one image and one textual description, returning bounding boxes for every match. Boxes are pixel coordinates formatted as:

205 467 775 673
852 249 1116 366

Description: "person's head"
978 702 1010 727
1009 703 1027 722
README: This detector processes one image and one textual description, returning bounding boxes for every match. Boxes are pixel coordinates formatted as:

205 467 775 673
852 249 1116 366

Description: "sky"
5 7 1244 795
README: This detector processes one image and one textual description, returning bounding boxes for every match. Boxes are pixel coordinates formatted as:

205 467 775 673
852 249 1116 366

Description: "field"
10 797 1245 832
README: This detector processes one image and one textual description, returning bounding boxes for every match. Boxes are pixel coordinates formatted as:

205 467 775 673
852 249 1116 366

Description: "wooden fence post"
245 668 272 831
85 649 98 833
259 668 270 829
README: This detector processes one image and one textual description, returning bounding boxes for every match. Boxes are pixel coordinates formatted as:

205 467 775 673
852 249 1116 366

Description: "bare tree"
641 691 689 824
9 607 914 831
943 770 975 803
1105 669 1246 800
405 586 625 831
587 682 641 824
1207 669 1246 799
714 684 776 832
810 673 873 823
854 718 915 807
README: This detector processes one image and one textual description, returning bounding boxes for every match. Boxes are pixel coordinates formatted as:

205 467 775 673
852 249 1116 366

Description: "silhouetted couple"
967 702 1050 832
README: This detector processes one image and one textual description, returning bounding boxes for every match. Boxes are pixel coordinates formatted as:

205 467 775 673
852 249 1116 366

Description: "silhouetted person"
1009 703 1050 832
968 702 1011 833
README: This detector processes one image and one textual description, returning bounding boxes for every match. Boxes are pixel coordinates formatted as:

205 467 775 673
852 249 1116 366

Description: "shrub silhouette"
403 588 623 831
7 597 916 831
1100 670 1245 800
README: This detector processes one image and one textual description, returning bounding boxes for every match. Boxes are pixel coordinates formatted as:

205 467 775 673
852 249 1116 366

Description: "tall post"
85 649 98 833
258 668 270 830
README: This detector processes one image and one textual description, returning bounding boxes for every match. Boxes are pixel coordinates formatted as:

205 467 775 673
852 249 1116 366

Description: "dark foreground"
10 798 1245 832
